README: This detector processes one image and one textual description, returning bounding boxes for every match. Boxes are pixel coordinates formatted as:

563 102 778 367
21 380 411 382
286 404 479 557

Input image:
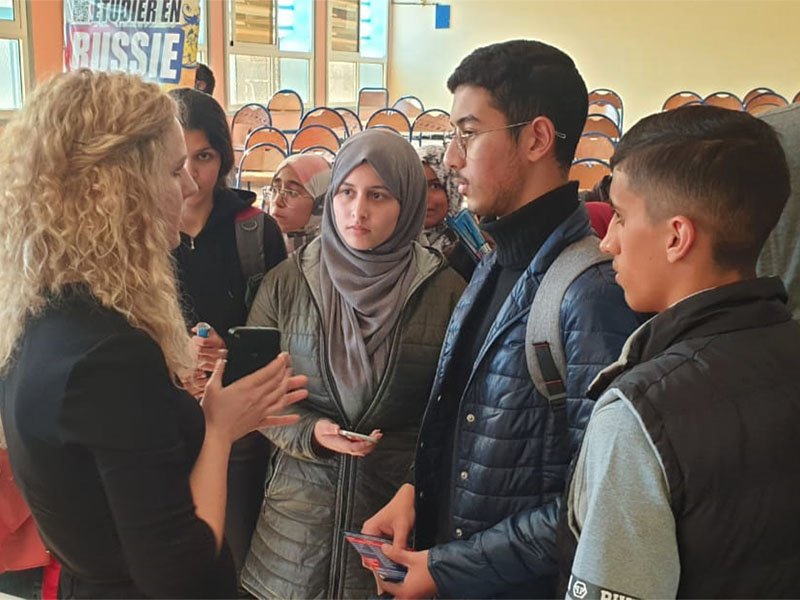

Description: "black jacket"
569 277 800 597
174 187 286 341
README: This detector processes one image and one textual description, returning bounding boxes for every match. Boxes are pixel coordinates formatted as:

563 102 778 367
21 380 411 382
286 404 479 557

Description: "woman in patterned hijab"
417 144 478 280
417 144 463 254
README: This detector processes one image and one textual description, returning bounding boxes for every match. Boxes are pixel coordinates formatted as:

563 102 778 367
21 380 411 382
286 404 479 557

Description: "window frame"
0 0 31 121
196 0 209 66
224 0 315 111
326 0 388 109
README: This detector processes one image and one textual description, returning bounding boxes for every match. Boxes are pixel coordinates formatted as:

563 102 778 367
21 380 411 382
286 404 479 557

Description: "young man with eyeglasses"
361 40 640 598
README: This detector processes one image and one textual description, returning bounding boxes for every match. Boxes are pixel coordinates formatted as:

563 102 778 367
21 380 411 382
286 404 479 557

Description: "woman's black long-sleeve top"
0 288 235 598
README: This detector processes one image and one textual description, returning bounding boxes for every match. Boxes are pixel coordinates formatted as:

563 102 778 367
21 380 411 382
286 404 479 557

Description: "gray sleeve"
246 269 321 461
566 394 680 600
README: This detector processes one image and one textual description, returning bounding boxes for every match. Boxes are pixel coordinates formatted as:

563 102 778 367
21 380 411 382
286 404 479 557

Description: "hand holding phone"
313 420 382 457
339 429 380 444
202 352 308 443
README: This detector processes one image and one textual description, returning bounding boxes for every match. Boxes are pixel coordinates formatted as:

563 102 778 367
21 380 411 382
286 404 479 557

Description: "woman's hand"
190 323 227 371
179 368 209 399
201 352 308 444
313 419 382 457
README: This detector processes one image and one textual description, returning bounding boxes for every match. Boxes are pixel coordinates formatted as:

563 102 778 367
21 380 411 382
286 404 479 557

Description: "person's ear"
665 215 696 263
522 116 559 163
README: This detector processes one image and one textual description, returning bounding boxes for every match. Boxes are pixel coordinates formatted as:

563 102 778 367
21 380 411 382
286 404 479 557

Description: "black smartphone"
222 326 282 386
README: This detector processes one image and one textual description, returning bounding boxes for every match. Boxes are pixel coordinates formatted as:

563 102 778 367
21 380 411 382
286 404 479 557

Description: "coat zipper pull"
190 237 195 250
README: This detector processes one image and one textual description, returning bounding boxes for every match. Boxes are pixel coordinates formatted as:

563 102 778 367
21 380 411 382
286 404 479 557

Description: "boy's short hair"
611 105 790 272
447 39 588 170
194 63 215 95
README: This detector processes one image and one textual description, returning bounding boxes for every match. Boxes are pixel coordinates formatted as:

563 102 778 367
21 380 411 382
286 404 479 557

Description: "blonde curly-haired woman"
0 70 307 599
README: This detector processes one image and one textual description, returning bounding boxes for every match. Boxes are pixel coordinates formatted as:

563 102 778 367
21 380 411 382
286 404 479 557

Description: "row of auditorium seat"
235 86 799 196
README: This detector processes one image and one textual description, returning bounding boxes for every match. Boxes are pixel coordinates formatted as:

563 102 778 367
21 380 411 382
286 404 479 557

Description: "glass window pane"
360 0 387 59
328 60 357 105
331 0 358 53
0 0 13 21
198 0 206 46
234 0 274 46
359 62 383 89
229 53 275 106
278 0 312 53
279 57 309 104
0 38 22 110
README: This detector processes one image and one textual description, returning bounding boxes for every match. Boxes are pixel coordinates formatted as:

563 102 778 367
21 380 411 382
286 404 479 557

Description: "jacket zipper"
298 267 351 599
299 252 444 598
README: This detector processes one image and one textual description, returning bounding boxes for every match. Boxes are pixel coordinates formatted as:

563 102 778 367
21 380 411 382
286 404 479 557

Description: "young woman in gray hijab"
241 129 466 599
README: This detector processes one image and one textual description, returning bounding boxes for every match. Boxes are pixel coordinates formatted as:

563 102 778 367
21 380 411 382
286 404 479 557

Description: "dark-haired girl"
168 87 287 579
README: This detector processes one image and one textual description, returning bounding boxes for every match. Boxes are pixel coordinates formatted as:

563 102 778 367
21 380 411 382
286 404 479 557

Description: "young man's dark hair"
194 62 216 95
169 87 233 190
611 105 790 271
446 39 588 169
561 104 800 599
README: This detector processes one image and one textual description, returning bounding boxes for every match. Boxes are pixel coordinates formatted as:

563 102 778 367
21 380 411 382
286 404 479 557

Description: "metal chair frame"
236 142 287 189
569 158 612 193
392 95 425 120
410 108 451 146
244 125 290 154
333 106 363 136
588 88 623 122
662 91 703 111
703 91 743 111
574 132 616 163
365 108 412 139
299 106 349 139
267 89 304 132
290 124 341 154
231 102 272 160
582 114 620 140
357 87 389 123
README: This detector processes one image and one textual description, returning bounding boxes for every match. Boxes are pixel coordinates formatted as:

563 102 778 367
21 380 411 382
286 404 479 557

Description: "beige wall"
389 0 800 129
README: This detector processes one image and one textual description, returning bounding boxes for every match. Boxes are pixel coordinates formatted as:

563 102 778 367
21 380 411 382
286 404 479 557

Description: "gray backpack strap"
525 235 611 408
235 210 266 281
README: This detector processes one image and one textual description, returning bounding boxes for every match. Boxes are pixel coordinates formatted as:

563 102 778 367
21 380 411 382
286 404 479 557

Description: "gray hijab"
319 129 427 421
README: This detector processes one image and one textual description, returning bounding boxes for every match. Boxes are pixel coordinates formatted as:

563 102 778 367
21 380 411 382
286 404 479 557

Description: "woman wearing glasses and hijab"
169 88 288 581
240 129 466 599
267 154 332 254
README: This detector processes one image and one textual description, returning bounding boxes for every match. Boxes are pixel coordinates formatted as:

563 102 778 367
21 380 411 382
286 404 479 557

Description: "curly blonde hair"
0 69 192 377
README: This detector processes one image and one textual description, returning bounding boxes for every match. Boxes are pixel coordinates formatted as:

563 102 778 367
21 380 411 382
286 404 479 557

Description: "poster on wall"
63 0 200 88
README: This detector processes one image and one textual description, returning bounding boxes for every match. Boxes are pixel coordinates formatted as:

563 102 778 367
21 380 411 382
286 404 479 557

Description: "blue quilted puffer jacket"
413 204 642 598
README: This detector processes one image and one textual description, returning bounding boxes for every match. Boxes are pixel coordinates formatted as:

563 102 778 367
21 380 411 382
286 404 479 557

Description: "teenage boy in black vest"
360 40 640 599
561 105 800 599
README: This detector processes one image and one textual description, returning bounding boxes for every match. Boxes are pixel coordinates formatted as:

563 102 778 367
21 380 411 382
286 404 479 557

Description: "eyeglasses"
443 121 567 158
267 185 305 205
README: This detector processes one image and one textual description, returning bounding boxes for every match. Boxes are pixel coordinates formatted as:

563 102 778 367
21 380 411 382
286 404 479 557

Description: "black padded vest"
561 277 800 598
